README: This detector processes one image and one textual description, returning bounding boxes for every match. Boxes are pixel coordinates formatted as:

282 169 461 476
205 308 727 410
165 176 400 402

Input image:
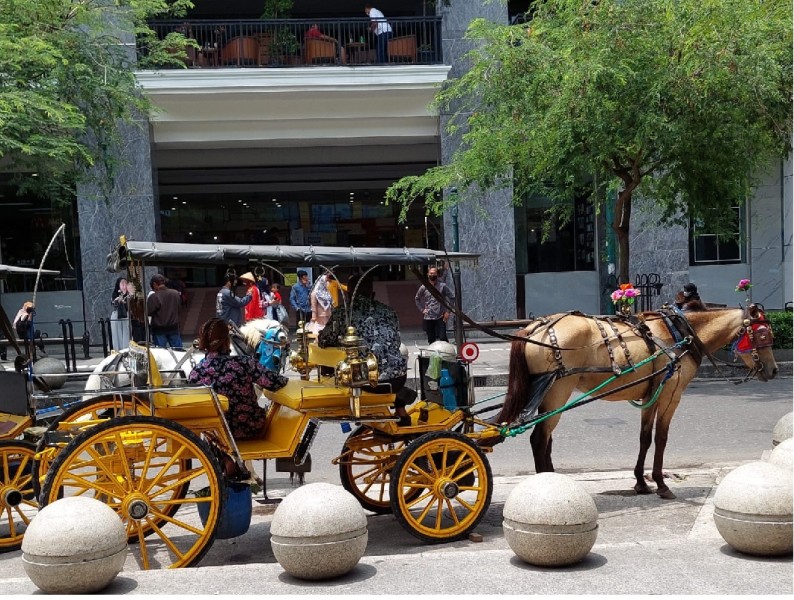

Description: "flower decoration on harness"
611 283 640 316
735 279 752 293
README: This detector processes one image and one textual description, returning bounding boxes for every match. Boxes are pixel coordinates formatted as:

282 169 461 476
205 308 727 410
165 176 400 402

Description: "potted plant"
261 0 299 65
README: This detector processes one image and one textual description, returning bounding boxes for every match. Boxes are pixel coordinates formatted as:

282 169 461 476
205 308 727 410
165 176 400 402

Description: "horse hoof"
634 483 652 495
657 489 676 500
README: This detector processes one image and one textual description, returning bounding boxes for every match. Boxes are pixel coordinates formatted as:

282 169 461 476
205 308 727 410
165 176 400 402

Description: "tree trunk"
612 186 634 284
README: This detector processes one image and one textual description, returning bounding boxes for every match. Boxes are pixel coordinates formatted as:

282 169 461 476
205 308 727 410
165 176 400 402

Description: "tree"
385 0 792 283
0 0 194 205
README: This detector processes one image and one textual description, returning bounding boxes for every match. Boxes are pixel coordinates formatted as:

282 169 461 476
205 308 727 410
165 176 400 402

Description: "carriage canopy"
108 239 479 270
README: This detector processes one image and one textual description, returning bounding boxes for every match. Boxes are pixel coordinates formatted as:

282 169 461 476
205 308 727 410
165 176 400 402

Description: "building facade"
2 0 790 343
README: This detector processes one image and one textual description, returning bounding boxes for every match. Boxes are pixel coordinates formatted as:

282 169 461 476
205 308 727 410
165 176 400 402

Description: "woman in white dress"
110 277 130 351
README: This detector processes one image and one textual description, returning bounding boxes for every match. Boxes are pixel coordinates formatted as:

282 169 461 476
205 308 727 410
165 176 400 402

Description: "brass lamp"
288 321 310 378
335 326 379 417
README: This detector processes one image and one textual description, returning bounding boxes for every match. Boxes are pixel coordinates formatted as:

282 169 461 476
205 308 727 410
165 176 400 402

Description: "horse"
85 318 289 392
494 303 778 499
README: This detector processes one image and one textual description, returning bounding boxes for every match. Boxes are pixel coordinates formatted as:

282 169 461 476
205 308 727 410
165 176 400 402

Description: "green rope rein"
499 338 691 438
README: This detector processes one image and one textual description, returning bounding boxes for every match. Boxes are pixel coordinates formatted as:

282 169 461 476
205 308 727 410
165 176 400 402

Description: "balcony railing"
142 17 443 69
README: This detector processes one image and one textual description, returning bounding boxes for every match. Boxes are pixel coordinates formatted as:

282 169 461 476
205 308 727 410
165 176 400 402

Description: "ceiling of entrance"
136 66 451 174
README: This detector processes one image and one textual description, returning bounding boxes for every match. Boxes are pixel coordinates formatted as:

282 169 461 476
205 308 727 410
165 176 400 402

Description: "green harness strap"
500 338 691 438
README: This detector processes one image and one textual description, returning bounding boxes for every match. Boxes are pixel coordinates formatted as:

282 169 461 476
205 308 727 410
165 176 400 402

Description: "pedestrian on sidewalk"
239 272 265 323
415 266 455 344
290 270 312 327
216 273 252 327
146 274 183 348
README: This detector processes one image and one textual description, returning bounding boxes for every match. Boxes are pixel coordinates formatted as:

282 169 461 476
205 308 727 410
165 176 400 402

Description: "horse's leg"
529 378 577 473
633 404 658 495
650 390 683 500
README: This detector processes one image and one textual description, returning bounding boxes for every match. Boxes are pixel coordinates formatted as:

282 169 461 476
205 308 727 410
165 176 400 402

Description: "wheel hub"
439 480 459 499
2 487 23 508
123 494 151 521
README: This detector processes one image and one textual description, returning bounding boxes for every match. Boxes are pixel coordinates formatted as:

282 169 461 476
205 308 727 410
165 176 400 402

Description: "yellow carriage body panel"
264 380 394 414
0 414 32 439
307 344 345 368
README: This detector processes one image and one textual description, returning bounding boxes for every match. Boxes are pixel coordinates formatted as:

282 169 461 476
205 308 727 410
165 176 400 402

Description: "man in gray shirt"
414 266 455 344
216 274 252 326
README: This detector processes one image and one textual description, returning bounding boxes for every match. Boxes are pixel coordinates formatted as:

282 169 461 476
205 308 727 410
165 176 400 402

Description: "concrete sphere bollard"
772 412 793 446
503 472 598 567
427 340 457 360
713 461 792 557
32 357 68 390
766 438 794 474
22 497 127 593
270 482 367 580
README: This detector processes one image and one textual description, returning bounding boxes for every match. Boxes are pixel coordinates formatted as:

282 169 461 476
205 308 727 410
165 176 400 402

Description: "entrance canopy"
109 240 478 270
0 264 59 279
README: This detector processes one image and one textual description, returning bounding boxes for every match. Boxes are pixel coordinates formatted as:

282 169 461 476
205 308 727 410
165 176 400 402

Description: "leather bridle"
732 304 774 377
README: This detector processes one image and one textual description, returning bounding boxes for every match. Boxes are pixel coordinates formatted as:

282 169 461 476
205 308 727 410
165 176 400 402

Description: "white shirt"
368 7 391 35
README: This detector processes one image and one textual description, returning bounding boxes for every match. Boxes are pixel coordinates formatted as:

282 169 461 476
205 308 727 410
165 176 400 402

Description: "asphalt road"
253 377 793 488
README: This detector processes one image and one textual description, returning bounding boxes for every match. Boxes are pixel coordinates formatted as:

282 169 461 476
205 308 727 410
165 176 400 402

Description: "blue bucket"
197 482 252 539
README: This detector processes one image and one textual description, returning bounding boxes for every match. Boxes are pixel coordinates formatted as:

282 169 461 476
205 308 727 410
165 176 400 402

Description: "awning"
0 264 60 279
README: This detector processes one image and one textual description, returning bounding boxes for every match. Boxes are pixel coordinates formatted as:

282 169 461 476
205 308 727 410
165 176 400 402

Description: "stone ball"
503 472 598 567
713 461 792 557
399 343 409 358
270 482 367 580
22 497 127 593
32 357 68 390
427 341 457 361
766 438 794 474
772 412 793 446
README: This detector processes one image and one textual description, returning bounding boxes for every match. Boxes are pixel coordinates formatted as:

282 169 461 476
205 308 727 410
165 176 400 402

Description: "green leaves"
387 0 792 278
0 0 192 204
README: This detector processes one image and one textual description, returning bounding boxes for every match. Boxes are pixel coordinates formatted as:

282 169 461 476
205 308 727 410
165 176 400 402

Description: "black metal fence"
142 17 443 68
604 273 664 313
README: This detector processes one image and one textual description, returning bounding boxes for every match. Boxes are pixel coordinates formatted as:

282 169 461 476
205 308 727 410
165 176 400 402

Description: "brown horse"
495 304 778 499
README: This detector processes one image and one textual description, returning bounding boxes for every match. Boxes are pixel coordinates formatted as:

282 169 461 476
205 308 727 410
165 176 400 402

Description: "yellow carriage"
2 238 507 569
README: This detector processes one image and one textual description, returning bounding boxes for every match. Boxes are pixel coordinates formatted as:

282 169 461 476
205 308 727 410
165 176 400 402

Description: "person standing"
310 274 334 330
267 283 289 324
110 276 131 351
146 273 183 348
289 270 312 326
364 4 392 63
239 272 265 323
216 273 252 327
415 266 455 344
327 273 347 308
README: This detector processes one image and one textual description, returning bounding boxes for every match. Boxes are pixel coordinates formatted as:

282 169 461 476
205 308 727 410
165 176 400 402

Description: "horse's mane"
238 318 283 348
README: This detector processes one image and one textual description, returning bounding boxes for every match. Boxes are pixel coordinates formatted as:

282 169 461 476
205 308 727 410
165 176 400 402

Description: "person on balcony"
364 4 392 63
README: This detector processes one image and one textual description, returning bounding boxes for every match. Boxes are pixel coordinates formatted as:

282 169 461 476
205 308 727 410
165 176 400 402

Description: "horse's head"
732 304 778 381
235 318 289 355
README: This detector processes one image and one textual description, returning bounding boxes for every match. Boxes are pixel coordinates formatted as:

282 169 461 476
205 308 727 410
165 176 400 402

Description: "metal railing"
141 17 443 68
604 273 665 313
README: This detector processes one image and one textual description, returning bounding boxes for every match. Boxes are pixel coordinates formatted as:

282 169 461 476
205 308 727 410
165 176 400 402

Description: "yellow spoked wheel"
33 395 151 499
40 416 224 569
338 426 420 514
0 441 37 552
389 431 492 543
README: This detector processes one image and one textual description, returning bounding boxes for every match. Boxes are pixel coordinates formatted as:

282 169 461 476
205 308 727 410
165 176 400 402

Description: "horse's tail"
494 330 531 424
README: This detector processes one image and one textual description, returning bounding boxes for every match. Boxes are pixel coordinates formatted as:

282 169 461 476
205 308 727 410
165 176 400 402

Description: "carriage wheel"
32 395 152 499
389 431 492 544
40 416 224 569
0 441 37 552
338 426 422 514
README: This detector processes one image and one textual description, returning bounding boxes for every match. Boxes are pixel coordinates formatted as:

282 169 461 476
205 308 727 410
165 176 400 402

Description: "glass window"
518 194 595 273
689 206 744 265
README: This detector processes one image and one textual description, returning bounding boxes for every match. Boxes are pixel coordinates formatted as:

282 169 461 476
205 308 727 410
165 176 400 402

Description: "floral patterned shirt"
188 352 288 440
317 297 407 381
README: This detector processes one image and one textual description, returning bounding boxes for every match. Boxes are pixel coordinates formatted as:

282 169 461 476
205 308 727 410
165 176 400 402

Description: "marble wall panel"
438 0 516 322
78 119 156 340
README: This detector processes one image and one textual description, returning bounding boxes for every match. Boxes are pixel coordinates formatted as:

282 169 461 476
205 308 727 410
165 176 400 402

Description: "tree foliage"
385 0 792 282
0 0 194 204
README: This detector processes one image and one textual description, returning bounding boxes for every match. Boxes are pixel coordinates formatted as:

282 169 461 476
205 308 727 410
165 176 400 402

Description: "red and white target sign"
460 342 480 363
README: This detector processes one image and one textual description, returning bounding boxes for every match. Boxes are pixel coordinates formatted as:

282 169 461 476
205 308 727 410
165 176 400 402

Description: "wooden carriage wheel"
0 441 37 552
40 416 224 569
338 426 421 514
389 431 492 543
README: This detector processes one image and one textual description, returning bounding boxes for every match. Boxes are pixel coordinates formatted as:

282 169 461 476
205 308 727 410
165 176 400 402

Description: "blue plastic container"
440 368 457 411
197 482 252 539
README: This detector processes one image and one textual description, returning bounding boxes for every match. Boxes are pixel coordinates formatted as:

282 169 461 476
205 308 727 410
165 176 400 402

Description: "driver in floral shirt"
189 318 288 440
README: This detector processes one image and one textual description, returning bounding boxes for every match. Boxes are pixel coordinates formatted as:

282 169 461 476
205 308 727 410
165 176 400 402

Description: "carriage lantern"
288 321 310 377
335 326 379 418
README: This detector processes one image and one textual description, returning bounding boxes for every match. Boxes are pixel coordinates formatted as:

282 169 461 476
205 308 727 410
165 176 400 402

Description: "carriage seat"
130 343 229 419
264 379 393 412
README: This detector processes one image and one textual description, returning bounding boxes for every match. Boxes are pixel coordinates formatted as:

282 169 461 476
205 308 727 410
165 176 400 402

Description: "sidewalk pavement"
0 465 790 595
